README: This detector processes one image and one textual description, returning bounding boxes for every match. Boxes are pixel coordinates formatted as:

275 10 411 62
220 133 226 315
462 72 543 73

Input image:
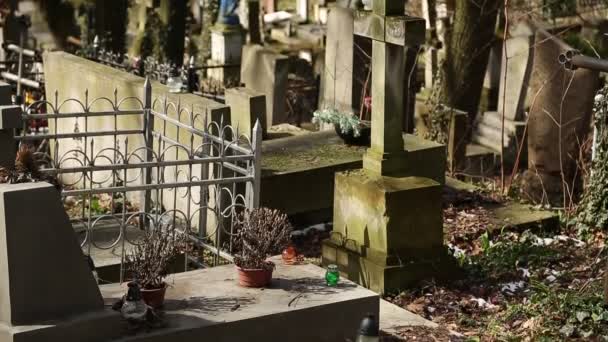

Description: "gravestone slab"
0 182 103 325
209 27 244 85
1 257 380 342
524 28 599 205
0 81 11 104
320 7 354 113
240 44 289 126
225 87 267 137
497 34 534 121
0 105 22 129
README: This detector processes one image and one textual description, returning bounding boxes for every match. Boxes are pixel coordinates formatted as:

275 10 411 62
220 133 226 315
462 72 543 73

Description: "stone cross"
353 0 425 176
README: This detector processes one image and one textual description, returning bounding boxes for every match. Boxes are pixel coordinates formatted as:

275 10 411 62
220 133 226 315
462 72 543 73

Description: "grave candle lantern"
325 264 340 286
281 245 297 265
356 314 379 342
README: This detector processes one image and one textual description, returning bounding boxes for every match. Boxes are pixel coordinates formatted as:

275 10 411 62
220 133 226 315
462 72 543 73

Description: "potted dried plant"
125 228 189 308
233 208 293 287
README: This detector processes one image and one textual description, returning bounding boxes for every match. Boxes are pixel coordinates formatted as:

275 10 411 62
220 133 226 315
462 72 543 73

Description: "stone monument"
0 183 104 326
322 0 454 294
209 0 245 86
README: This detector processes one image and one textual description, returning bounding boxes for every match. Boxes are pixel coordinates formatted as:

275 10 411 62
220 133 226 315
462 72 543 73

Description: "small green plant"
312 108 364 137
479 231 491 252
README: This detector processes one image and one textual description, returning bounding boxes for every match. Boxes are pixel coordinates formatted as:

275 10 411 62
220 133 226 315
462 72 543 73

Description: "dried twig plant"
233 208 293 271
0 144 58 187
125 227 190 289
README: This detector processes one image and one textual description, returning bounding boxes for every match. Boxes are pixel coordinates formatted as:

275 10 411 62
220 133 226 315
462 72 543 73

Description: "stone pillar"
225 87 267 137
208 27 244 86
241 44 289 126
297 0 309 22
362 40 408 176
421 0 437 89
320 7 354 113
447 109 468 175
208 0 244 86
403 46 418 134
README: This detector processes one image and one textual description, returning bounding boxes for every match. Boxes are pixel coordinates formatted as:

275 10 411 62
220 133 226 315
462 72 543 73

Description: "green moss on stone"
262 144 366 173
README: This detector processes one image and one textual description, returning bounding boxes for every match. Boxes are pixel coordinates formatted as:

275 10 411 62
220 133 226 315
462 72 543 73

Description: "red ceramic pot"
236 267 273 287
141 283 167 308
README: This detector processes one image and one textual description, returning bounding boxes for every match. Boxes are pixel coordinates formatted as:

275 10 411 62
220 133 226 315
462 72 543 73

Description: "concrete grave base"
321 239 458 295
1 258 379 342
322 170 458 294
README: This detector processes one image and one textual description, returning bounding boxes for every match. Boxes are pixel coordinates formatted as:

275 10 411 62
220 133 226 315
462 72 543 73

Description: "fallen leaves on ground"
385 188 608 340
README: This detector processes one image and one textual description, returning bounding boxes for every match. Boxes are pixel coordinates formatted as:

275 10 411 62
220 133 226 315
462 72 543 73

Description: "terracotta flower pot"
236 266 273 287
141 283 167 308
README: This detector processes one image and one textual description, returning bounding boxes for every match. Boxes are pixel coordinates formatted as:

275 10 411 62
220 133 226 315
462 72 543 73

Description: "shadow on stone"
270 276 357 295
162 296 257 315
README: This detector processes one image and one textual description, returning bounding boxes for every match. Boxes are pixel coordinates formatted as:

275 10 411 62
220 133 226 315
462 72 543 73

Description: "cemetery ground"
384 184 608 341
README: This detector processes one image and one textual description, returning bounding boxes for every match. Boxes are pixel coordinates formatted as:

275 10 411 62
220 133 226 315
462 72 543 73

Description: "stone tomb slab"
1 259 379 342
260 130 444 222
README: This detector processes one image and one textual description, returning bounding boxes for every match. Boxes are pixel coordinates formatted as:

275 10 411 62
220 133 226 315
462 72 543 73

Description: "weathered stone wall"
43 51 231 228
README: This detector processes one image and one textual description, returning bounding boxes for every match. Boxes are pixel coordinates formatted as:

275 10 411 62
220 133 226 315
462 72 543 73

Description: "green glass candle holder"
325 264 340 286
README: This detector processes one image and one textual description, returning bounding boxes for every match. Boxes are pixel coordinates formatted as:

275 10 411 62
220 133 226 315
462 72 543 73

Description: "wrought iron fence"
15 78 261 281
77 36 240 95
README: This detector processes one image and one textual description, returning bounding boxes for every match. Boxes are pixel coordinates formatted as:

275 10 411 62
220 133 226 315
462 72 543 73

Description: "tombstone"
0 183 103 325
447 109 468 174
225 87 267 137
473 21 535 167
322 1 454 294
313 1 330 25
208 0 245 86
320 7 354 114
497 22 535 122
482 40 502 107
523 28 599 205
241 44 289 126
297 0 309 22
421 0 438 89
0 82 17 169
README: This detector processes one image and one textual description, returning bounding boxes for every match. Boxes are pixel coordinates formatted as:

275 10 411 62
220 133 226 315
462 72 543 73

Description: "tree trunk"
160 0 187 66
94 0 128 53
39 0 80 49
439 0 501 121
